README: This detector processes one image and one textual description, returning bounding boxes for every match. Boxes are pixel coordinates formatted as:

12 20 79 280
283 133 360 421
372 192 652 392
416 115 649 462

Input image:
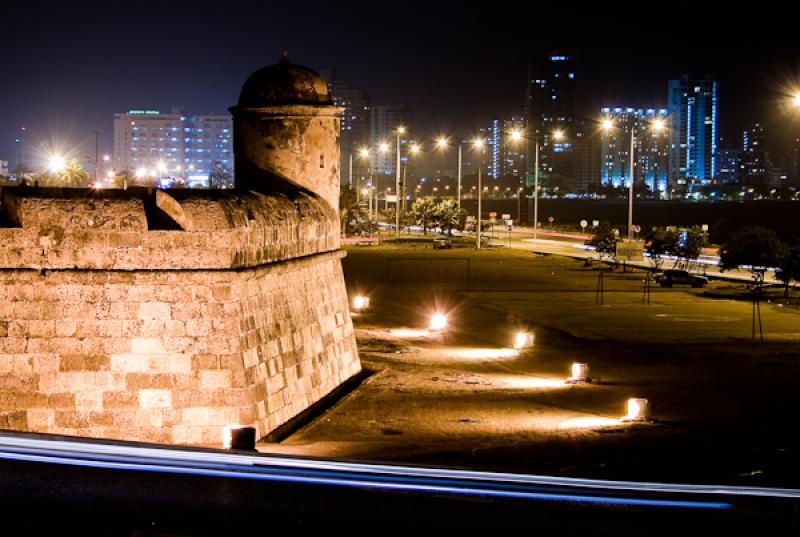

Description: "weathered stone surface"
0 188 339 271
0 251 359 443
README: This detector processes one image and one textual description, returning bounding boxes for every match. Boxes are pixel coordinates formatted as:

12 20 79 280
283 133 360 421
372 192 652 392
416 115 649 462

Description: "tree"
36 160 90 188
209 161 233 189
339 187 360 236
776 245 800 297
411 196 438 235
436 199 466 236
644 227 678 271
719 227 787 285
106 169 133 189
674 226 707 270
589 221 618 255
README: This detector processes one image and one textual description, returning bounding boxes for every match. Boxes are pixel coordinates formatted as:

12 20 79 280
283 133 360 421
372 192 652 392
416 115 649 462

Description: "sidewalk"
492 236 780 285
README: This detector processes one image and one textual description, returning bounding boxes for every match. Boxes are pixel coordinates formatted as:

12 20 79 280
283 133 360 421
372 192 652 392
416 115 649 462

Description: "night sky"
2 0 799 170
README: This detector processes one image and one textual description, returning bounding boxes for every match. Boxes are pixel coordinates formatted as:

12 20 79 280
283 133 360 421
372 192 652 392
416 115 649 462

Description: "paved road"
1 432 798 534
488 227 780 285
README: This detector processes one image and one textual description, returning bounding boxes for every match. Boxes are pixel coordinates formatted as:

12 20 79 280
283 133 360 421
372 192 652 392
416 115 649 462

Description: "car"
653 269 709 288
432 236 452 249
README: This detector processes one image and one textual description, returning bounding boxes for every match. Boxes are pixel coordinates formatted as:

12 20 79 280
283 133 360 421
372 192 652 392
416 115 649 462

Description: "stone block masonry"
0 244 359 444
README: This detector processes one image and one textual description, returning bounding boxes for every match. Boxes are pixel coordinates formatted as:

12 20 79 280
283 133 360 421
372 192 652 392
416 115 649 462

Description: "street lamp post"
395 126 405 239
533 137 540 238
436 137 464 211
457 143 463 210
474 138 485 249
602 117 665 239
349 151 354 191
532 130 564 239
628 126 635 239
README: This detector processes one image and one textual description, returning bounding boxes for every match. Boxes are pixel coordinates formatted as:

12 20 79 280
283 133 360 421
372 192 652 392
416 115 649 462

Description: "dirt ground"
260 244 800 487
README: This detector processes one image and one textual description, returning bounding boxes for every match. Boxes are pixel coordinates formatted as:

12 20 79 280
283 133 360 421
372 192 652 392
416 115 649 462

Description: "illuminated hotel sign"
128 109 161 115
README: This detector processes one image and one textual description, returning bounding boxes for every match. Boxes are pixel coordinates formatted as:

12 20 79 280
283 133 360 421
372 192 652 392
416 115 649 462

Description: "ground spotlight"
222 424 256 450
567 362 590 383
352 295 370 311
621 398 650 422
429 313 448 331
513 331 534 349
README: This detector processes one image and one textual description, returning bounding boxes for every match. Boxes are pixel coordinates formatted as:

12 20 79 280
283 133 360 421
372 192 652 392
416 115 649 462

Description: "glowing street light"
793 92 800 108
513 331 534 349
135 168 147 179
410 143 420 154
552 130 564 141
359 147 370 159
48 154 66 174
429 313 448 331
352 295 370 311
602 118 614 131
102 154 110 162
106 170 114 179
510 129 523 142
652 118 666 131
157 161 167 174
436 137 447 148
379 142 389 153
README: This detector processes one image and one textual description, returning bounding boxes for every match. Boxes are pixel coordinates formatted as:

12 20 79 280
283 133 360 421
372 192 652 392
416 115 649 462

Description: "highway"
1 431 799 534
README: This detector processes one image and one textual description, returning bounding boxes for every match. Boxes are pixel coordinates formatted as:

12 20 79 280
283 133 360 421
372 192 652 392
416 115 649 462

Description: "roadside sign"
616 239 645 261
580 219 588 231
592 220 600 227
489 212 497 218
507 220 513 228
501 214 511 220
466 215 476 222
385 194 397 203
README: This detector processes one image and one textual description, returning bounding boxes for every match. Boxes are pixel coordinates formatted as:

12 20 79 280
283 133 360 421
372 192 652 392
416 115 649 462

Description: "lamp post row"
347 117 665 245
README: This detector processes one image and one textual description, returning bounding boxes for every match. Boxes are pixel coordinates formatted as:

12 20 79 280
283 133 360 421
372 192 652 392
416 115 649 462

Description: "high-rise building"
572 121 601 194
483 117 526 180
523 52 576 189
715 147 741 184
321 70 371 188
667 75 718 191
368 104 410 178
113 108 233 186
741 122 767 186
788 137 800 187
600 107 669 195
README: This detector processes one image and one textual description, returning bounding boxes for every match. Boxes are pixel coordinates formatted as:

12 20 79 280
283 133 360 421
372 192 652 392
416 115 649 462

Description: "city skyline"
3 0 799 177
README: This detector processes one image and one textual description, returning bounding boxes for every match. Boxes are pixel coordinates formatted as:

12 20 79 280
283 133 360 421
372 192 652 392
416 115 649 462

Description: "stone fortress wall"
0 189 360 444
0 55 361 444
